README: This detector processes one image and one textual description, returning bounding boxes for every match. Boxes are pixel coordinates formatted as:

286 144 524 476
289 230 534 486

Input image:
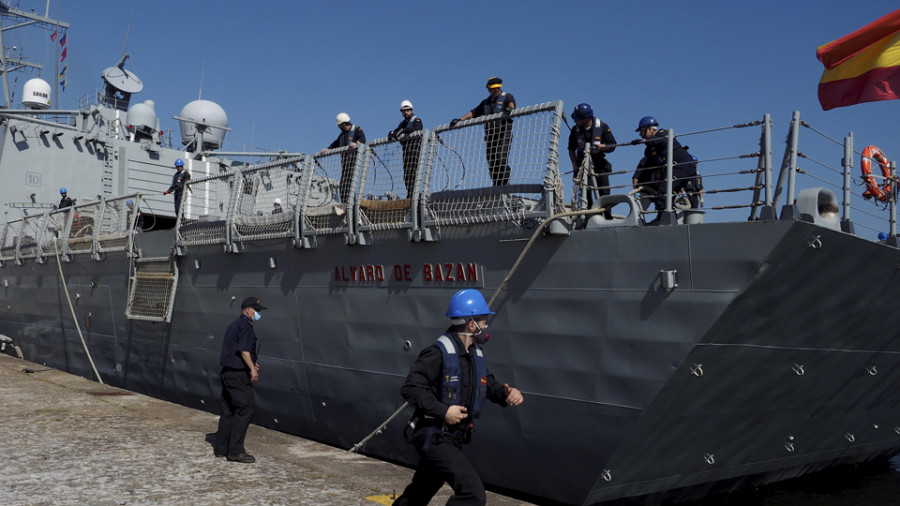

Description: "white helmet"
274 198 282 205
336 112 350 125
400 100 413 111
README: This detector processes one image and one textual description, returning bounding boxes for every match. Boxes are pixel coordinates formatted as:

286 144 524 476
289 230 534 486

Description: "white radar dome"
22 78 51 109
127 100 158 135
179 99 228 149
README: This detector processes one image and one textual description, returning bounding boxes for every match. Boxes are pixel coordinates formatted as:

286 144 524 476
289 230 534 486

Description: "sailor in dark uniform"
451 77 516 186
163 159 190 216
58 187 73 209
567 103 617 213
393 289 524 506
214 296 267 464
321 112 366 203
636 116 702 212
389 100 424 197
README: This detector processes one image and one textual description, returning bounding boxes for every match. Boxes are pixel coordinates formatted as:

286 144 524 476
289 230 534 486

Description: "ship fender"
861 145 891 201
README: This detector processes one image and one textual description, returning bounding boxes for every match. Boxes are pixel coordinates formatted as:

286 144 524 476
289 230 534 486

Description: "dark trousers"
173 190 184 217
401 139 421 197
485 124 512 186
339 153 358 203
214 368 255 456
392 436 486 506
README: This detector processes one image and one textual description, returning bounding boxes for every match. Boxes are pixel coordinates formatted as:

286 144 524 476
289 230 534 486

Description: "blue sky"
8 0 900 232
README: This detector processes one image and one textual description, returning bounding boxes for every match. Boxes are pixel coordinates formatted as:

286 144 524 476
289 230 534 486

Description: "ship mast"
0 1 69 108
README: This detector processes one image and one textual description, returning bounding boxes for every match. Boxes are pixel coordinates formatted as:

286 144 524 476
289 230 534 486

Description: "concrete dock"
0 355 535 505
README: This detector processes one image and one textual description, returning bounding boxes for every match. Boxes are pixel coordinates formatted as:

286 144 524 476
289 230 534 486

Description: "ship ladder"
125 256 179 323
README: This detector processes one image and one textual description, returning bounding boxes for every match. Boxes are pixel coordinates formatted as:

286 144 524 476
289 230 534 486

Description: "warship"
2 4 900 505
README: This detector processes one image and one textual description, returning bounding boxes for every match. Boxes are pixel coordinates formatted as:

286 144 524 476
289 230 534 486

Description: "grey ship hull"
3 217 899 504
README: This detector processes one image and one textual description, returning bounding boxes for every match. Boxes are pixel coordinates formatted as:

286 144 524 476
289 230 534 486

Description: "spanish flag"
817 9 900 110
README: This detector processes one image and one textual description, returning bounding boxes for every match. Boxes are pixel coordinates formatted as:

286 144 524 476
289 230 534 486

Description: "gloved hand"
449 118 460 128
163 191 169 195
502 108 512 119
388 131 398 141
630 138 643 145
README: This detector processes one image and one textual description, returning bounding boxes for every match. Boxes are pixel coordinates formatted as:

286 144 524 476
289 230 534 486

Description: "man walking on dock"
214 296 267 463
393 289 524 506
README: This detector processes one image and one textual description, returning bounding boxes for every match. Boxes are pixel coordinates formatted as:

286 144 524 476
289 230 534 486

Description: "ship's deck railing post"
657 128 678 225
754 114 777 220
774 111 801 220
888 161 898 247
841 133 855 234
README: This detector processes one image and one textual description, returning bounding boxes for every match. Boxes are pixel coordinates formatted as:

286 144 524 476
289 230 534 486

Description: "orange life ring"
861 145 891 201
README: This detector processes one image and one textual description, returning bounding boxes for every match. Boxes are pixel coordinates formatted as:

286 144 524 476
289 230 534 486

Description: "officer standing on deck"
389 100 424 197
450 77 516 186
320 113 366 203
393 289 524 506
214 296 267 464
163 159 190 216
568 103 617 214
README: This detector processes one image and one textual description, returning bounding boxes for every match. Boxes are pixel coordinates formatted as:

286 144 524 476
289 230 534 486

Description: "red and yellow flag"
817 9 900 110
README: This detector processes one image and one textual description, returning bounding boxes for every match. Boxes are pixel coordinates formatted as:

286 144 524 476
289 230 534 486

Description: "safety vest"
482 92 509 115
574 118 607 157
436 334 488 419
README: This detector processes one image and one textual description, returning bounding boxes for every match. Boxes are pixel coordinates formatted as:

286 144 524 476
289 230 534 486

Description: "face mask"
471 320 489 345
253 311 262 322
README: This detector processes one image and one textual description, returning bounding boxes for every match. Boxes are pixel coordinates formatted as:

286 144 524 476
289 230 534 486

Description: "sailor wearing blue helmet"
393 289 523 506
163 158 190 215
58 187 73 209
568 103 617 213
635 116 702 215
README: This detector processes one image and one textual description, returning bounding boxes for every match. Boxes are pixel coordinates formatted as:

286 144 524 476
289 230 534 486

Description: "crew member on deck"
58 188 73 209
163 159 191 216
392 289 524 506
214 296 268 464
450 77 516 186
389 100 424 197
568 103 617 214
272 198 283 215
635 116 702 217
320 113 366 203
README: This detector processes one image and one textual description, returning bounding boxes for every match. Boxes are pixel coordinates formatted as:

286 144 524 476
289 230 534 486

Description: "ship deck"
0 354 533 505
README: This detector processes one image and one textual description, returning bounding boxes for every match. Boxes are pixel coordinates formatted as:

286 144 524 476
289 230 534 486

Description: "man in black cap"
451 77 516 186
214 296 267 463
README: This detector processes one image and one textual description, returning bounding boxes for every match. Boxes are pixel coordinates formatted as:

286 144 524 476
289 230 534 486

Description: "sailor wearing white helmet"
393 289 523 506
388 100 424 197
272 197 283 215
320 112 366 203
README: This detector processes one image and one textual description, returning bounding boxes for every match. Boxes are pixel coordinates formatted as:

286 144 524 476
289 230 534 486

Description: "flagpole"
54 3 59 109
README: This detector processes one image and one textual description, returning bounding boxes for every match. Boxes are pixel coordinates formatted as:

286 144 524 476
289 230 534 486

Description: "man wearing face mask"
393 289 524 506
214 296 267 463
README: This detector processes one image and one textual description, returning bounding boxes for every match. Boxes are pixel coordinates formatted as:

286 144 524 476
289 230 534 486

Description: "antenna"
198 61 205 100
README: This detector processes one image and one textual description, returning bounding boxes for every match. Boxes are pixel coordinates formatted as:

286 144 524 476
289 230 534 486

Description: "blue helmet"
174 159 184 167
126 199 134 206
636 116 659 132
571 103 594 121
446 289 495 319
59 187 67 194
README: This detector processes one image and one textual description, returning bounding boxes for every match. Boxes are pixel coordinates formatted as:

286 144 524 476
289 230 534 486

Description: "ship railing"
12 212 49 263
303 146 361 243
769 111 897 244
417 101 565 236
587 116 773 226
174 170 237 250
95 193 143 256
354 130 428 242
61 200 101 257
230 156 307 245
39 210 72 261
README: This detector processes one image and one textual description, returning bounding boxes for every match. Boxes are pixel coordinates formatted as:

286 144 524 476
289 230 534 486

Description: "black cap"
240 296 267 311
